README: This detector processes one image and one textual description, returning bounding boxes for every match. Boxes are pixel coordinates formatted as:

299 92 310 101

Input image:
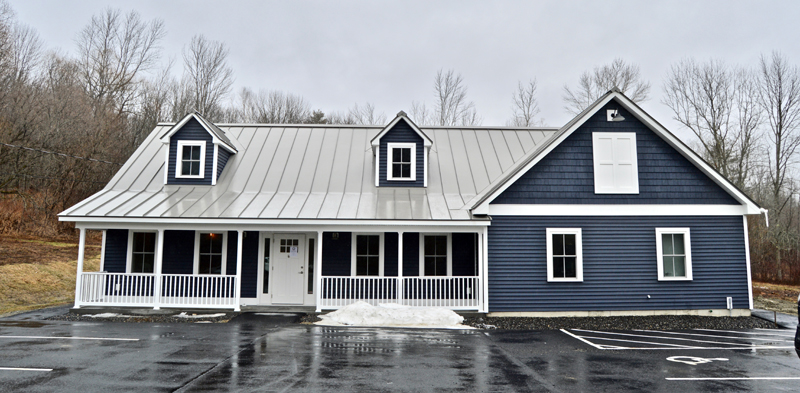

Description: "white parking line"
572 329 757 347
579 335 696 348
694 328 794 337
633 329 793 342
0 367 52 372
563 329 796 350
667 377 800 381
0 335 139 341
559 329 604 349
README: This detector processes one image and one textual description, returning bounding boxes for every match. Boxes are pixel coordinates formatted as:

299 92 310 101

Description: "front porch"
72 225 489 313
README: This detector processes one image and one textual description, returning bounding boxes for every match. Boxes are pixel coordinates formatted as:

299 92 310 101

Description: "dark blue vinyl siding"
487 215 749 312
217 148 231 180
402 233 419 276
379 119 425 187
161 230 194 274
322 232 352 276
240 231 259 298
494 101 739 205
452 233 477 276
103 229 128 273
167 118 214 185
384 232 398 276
226 231 238 275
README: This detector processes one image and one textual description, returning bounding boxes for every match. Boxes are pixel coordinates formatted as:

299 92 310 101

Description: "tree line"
0 4 797 284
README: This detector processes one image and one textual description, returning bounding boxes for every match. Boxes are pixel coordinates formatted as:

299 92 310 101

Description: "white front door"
271 234 306 304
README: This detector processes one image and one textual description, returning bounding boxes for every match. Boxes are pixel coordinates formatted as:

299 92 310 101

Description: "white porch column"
153 228 165 310
235 230 244 311
397 232 404 305
481 227 489 313
73 227 86 308
315 230 323 312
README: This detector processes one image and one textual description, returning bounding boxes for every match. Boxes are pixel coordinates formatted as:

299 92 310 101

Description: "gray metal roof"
61 123 557 221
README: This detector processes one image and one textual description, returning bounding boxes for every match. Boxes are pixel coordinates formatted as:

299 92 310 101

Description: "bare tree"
234 88 311 123
509 79 542 127
409 101 432 125
182 34 234 120
348 102 386 125
563 58 651 114
433 69 480 126
758 51 800 213
662 58 760 188
76 8 165 114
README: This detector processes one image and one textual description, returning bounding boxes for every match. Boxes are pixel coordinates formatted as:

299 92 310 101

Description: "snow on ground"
176 312 226 319
315 301 472 329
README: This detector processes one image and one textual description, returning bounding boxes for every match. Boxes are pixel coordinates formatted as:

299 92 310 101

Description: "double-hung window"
656 228 692 280
353 234 382 276
197 232 225 275
592 132 638 194
130 232 156 273
387 143 416 181
546 228 583 282
422 234 450 276
177 140 205 178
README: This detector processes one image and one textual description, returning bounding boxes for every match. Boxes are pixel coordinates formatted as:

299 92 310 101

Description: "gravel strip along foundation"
46 313 237 323
462 315 778 330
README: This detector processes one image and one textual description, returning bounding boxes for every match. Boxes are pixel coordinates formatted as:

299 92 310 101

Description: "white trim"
418 233 452 276
175 140 206 179
481 227 489 313
163 145 169 184
488 204 749 216
472 92 762 215
212 144 218 185
193 231 228 275
160 113 236 153
315 230 323 312
655 228 693 281
234 229 243 311
99 230 106 272
64 217 490 229
126 230 158 273
387 142 417 181
546 228 583 282
374 146 379 187
592 132 639 194
743 216 753 309
153 228 164 310
423 148 428 187
73 228 86 308
370 114 432 148
351 233 384 276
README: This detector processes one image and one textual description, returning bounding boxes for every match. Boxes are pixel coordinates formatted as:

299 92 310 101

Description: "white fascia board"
160 113 195 142
160 113 237 153
488 204 749 216
472 95 616 213
370 115 433 150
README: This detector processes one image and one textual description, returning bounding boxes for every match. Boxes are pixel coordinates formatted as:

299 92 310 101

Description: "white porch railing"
76 272 237 309
319 276 481 310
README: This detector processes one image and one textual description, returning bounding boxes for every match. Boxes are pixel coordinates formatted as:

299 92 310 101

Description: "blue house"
60 89 763 316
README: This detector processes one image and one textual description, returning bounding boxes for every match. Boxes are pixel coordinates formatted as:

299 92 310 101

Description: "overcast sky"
9 0 800 142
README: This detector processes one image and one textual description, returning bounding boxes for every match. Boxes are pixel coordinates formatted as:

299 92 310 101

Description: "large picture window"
546 228 583 282
177 140 205 178
197 232 225 275
353 234 382 276
387 143 416 181
656 228 692 280
130 232 156 273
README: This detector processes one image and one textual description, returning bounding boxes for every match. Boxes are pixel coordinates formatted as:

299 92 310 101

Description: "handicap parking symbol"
667 356 729 366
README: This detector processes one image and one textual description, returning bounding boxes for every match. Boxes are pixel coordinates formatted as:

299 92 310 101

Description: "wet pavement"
1 308 800 392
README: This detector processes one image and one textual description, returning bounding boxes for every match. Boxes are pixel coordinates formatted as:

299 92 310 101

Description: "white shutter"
592 133 639 194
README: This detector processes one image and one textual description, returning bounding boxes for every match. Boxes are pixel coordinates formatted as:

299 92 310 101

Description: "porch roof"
60 124 556 222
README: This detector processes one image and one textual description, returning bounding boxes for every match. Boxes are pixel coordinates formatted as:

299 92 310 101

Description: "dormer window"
388 143 416 181
177 140 205 178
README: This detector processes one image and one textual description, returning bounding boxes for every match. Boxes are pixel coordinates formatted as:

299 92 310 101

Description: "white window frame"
546 228 583 282
126 230 158 274
655 228 693 281
592 132 639 194
351 233 384 276
419 233 452 277
176 140 206 179
194 232 227 275
387 142 416 181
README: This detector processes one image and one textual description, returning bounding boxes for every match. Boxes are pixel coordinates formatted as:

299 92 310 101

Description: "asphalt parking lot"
1 309 799 392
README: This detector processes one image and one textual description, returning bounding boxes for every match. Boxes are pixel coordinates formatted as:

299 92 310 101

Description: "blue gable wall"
217 148 231 180
379 119 425 187
103 229 128 273
488 215 749 312
494 101 739 205
167 118 214 185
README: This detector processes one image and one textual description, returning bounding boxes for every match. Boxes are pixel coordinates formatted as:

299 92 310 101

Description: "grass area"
0 235 100 316
752 281 799 316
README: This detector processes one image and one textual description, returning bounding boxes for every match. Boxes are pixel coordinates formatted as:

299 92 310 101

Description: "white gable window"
655 228 692 281
177 140 205 178
546 228 583 282
592 132 639 194
387 142 416 181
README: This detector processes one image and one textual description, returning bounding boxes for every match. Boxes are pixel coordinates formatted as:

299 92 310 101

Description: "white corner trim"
487 204 749 216
175 140 206 179
423 147 428 187
212 144 218 186
743 216 753 309
163 144 170 185
374 145 379 187
655 228 693 281
387 142 417 181
545 228 583 282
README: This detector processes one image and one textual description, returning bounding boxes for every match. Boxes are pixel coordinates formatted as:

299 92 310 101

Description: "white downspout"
73 227 86 308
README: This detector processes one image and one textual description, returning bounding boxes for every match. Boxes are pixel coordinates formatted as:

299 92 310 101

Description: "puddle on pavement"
0 320 47 328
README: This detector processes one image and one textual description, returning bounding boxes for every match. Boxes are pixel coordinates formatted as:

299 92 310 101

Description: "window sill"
658 277 693 281
547 278 583 283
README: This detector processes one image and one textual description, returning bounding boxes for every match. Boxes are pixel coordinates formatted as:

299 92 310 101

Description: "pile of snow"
176 312 226 319
316 301 470 329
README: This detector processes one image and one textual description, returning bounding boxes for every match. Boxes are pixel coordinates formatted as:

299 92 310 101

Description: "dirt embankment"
753 282 799 316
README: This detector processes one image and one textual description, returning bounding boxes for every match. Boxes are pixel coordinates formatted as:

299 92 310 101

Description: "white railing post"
153 229 165 310
235 230 243 311
315 230 323 312
397 231 403 305
73 227 86 308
